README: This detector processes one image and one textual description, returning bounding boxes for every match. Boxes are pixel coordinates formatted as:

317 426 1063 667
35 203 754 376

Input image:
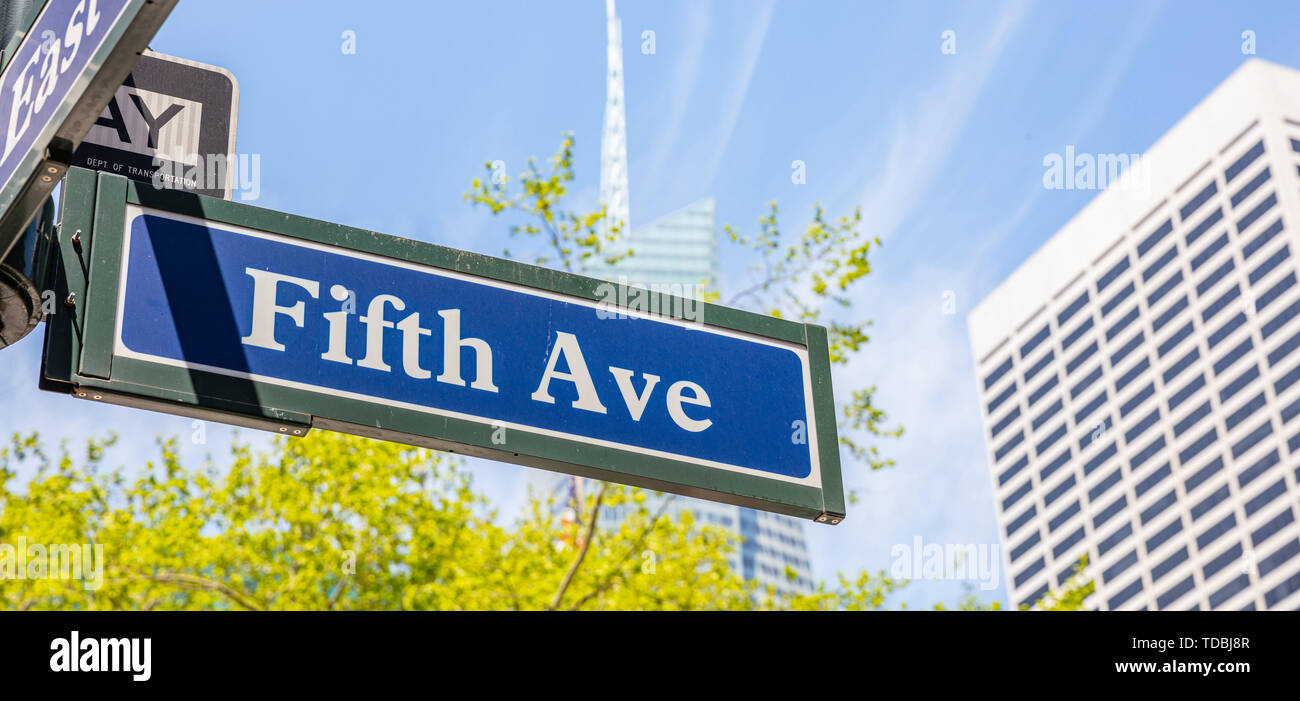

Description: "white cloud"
969 2 1162 269
1059 1 1165 145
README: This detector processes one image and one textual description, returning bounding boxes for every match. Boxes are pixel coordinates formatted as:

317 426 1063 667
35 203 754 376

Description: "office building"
968 59 1300 610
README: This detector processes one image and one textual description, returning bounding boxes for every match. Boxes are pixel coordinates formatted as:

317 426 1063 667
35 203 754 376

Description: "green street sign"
42 169 847 523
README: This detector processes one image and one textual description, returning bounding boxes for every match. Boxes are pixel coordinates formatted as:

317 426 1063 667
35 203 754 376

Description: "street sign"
0 0 177 260
71 50 238 198
42 169 847 523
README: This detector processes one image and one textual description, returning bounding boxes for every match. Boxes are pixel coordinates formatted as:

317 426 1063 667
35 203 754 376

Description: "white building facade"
969 60 1300 610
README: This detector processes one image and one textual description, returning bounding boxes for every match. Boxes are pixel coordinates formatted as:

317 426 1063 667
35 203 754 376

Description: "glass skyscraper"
584 197 719 292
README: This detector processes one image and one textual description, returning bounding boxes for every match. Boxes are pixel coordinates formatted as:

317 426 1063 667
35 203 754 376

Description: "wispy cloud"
968 0 1163 276
700 0 775 186
809 260 1009 606
800 0 1032 605
1060 1 1164 146
855 0 1032 243
641 2 711 205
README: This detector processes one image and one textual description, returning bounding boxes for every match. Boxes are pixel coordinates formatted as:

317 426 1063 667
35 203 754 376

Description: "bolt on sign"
0 0 178 261
42 169 847 523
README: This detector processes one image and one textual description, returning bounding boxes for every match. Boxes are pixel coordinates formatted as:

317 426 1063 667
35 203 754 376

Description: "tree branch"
327 577 350 610
567 495 675 611
125 571 263 611
548 482 608 610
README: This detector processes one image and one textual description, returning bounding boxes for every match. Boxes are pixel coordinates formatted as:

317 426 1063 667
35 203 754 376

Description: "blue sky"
5 0 1300 608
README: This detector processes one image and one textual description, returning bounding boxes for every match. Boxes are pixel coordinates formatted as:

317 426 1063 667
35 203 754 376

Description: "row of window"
1093 468 1300 610
997 193 1288 507
986 133 1271 381
984 137 1278 406
998 131 1296 608
988 208 1285 473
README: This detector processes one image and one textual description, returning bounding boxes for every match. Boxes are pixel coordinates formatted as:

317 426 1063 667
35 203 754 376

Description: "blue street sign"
118 206 816 480
0 0 176 258
45 172 846 522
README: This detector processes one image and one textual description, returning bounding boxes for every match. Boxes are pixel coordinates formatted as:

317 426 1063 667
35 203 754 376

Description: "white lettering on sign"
4 0 107 164
238 267 714 431
608 367 659 421
239 268 319 352
357 294 403 372
436 309 499 392
666 380 713 432
531 331 608 414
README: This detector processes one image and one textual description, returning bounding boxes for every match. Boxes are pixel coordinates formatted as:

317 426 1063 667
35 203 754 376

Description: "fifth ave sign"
42 169 846 522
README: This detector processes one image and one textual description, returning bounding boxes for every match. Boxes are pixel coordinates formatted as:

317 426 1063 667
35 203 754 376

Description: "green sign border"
42 169 847 523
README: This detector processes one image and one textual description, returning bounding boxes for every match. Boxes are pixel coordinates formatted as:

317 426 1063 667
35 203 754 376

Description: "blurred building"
969 59 1300 610
584 196 718 292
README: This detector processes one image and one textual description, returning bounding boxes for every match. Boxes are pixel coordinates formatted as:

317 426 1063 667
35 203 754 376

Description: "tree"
0 430 902 610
